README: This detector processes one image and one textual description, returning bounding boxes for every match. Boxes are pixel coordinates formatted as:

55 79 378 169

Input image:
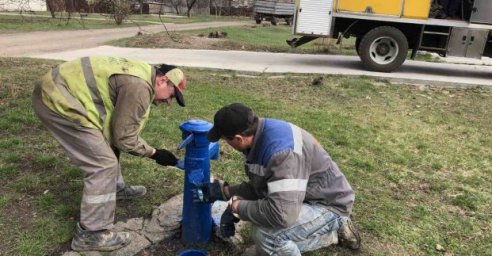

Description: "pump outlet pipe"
178 119 219 244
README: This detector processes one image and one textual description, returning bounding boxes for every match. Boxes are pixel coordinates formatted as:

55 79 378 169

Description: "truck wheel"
271 18 277 26
355 37 361 55
358 26 408 72
256 19 261 24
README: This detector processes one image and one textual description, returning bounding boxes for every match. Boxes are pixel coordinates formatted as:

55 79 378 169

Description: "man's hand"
150 149 178 166
220 206 240 238
201 179 229 203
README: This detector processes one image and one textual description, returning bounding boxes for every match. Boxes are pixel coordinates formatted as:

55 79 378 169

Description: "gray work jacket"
229 118 355 229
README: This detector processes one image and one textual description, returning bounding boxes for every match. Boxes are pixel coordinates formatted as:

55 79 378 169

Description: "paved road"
32 45 492 87
0 21 248 57
2 21 491 87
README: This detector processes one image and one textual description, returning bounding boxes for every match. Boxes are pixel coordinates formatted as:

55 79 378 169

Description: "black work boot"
71 223 131 252
116 185 147 200
338 219 361 250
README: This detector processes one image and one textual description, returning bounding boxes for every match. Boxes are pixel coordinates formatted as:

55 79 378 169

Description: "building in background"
1 0 47 11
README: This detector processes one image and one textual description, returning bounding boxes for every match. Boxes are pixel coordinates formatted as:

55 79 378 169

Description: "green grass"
0 11 247 33
111 24 357 55
0 57 491 255
110 24 444 61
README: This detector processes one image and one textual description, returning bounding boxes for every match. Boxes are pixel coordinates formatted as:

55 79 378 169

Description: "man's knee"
252 226 275 255
252 226 301 256
251 226 269 250
253 240 300 256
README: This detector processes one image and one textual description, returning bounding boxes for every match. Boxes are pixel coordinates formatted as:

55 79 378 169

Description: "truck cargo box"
335 0 431 20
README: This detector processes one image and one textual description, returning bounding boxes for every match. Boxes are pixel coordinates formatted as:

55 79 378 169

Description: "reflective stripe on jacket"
38 56 155 142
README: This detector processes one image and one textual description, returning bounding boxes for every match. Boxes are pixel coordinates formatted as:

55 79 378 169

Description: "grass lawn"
109 24 441 62
0 12 247 33
110 24 358 55
0 57 490 255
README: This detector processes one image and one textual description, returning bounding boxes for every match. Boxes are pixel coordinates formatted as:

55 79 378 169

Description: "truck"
287 0 492 72
254 0 295 25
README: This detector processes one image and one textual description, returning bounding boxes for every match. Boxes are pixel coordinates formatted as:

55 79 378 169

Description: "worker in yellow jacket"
32 56 187 252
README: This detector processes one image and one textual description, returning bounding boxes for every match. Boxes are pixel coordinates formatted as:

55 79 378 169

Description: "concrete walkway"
2 16 490 87
0 21 249 57
31 45 492 88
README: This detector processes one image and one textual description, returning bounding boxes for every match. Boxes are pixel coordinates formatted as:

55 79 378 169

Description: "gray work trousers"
32 86 125 231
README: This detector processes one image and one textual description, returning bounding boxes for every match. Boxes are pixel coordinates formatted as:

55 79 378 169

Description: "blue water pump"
177 119 219 244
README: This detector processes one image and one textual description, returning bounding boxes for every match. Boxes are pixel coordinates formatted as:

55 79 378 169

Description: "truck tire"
271 17 277 26
358 26 408 72
255 14 262 24
355 37 361 55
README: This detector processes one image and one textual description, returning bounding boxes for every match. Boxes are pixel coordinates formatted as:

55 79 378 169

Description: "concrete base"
62 194 246 256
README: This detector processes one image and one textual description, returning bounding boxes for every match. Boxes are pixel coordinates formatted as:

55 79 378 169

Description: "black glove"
201 179 228 203
220 206 240 238
150 149 178 166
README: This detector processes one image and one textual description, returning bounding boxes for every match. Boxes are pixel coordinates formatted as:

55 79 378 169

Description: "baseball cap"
158 64 186 107
207 103 256 142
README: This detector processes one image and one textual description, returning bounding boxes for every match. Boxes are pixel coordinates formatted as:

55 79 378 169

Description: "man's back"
233 118 354 228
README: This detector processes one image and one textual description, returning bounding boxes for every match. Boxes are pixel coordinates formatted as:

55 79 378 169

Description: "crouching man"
202 103 361 255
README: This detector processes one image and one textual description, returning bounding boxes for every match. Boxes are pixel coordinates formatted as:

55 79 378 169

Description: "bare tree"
168 0 181 15
45 0 57 17
185 0 197 17
64 0 75 20
97 0 131 25
211 0 223 17
110 0 132 25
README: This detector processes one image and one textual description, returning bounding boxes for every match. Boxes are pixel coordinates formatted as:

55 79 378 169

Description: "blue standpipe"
178 119 219 244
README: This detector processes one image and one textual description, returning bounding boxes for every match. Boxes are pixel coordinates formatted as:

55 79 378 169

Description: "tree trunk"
46 0 56 18
186 0 197 18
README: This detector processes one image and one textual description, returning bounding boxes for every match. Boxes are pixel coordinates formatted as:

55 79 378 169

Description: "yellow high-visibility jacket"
38 56 156 156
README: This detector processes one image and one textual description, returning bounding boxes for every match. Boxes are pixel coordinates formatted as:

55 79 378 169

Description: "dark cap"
207 103 256 142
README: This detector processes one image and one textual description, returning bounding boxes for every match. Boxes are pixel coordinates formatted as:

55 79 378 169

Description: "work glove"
150 149 178 166
201 179 229 203
220 205 240 238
